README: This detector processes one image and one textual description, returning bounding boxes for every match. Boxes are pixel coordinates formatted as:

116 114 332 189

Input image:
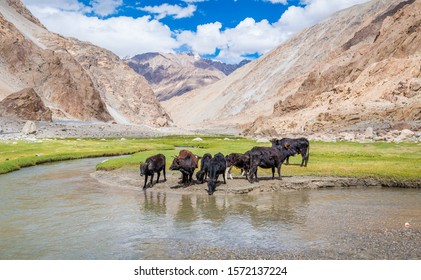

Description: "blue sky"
22 0 369 63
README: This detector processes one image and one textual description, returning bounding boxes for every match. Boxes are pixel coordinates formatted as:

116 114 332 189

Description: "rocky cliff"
125 52 248 101
0 0 170 126
162 0 420 136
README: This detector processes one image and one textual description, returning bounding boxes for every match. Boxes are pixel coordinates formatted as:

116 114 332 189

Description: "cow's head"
169 156 180 170
196 170 205 182
207 179 217 195
139 162 147 176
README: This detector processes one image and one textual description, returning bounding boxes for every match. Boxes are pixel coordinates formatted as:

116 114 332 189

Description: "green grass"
1 136 420 181
0 138 172 174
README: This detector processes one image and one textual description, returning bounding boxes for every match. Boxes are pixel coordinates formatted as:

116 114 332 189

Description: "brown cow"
169 149 199 185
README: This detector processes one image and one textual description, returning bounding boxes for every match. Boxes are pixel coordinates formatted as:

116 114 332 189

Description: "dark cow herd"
139 137 310 195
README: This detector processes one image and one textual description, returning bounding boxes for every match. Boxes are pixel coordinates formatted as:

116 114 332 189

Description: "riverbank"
92 168 421 195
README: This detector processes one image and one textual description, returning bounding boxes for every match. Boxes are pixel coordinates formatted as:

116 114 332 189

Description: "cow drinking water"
196 153 212 183
207 152 227 195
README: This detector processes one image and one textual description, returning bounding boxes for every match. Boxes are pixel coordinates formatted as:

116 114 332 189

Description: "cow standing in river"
139 154 166 189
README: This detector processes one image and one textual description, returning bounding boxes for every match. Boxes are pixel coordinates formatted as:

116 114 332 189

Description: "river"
1 158 420 259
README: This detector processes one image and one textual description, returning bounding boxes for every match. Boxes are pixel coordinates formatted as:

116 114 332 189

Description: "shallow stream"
1 158 420 259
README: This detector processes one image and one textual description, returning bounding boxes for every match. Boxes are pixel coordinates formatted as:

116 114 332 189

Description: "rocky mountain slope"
0 0 170 126
162 0 420 136
125 52 249 101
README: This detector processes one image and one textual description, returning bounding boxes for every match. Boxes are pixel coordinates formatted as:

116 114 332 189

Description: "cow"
225 152 250 180
207 152 227 195
196 153 212 183
271 137 310 167
139 154 166 189
248 143 296 183
169 149 199 185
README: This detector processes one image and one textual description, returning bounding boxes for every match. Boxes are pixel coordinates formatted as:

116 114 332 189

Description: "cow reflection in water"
140 191 311 229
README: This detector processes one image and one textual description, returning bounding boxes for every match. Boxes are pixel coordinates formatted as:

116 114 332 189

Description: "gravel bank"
92 168 421 196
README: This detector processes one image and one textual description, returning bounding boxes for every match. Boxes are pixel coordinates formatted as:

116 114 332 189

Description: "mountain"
125 52 249 101
162 0 420 136
0 0 170 126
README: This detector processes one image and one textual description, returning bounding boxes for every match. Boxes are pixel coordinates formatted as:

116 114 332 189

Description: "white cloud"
275 0 370 33
25 6 180 57
183 0 207 2
22 0 88 12
139 4 197 20
177 22 225 55
22 0 371 63
90 0 123 17
263 0 288 4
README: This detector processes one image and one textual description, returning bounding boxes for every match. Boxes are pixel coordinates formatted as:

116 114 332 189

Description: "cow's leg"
285 156 290 165
163 167 167 181
156 171 160 184
226 166 233 180
303 151 309 167
277 164 282 179
223 171 226 184
271 166 275 179
150 173 154 187
188 172 193 184
143 174 148 189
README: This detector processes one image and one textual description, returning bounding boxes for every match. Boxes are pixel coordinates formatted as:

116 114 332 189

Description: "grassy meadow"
0 136 420 181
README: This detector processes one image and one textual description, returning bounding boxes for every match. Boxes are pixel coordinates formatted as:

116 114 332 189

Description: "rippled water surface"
1 158 420 259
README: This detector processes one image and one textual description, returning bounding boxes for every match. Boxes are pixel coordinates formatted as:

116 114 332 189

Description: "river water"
1 158 420 260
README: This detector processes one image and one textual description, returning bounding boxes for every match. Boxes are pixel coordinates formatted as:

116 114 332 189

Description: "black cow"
169 149 199 185
196 153 212 183
271 137 310 167
225 152 250 180
139 154 166 189
248 144 295 183
207 152 227 195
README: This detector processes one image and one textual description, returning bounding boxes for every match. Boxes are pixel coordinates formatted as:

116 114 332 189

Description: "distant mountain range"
1 0 419 137
124 53 250 101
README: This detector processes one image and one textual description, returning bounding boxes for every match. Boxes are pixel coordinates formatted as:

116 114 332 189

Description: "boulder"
22 120 37 134
364 127 374 140
0 88 52 121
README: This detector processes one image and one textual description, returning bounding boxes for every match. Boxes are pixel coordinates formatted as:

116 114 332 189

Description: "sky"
21 0 370 63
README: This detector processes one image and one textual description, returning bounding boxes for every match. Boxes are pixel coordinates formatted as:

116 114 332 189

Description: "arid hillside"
0 0 170 126
162 0 420 136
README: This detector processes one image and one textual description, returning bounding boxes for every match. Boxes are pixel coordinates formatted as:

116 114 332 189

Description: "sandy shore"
92 168 421 195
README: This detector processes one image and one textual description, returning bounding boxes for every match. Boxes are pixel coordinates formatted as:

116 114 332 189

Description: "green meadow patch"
1 136 420 181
